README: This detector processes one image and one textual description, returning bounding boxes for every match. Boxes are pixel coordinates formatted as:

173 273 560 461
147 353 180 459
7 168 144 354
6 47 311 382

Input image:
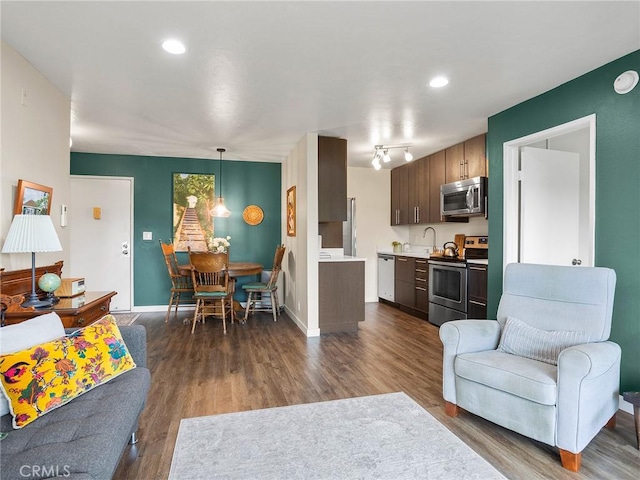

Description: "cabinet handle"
469 300 486 307
415 277 427 282
416 206 420 223
100 305 107 311
416 268 427 273
416 259 427 264
464 159 469 179
77 317 86 326
416 286 427 291
398 258 408 262
469 266 486 271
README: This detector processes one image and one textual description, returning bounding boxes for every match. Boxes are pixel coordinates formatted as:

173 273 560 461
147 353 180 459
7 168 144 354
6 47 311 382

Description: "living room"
1 2 639 479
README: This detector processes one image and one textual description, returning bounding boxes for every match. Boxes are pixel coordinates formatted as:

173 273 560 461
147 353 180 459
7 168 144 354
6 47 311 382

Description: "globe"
38 273 61 293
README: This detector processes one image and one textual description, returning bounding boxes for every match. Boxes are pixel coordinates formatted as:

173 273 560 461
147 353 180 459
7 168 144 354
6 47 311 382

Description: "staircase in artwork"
175 207 208 251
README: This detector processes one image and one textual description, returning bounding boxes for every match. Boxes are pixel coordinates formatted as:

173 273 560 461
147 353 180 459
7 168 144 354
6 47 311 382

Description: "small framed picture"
286 185 296 237
13 180 53 215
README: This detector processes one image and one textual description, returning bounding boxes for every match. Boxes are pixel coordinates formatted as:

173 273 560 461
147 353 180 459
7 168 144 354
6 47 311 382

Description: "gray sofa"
1 325 151 480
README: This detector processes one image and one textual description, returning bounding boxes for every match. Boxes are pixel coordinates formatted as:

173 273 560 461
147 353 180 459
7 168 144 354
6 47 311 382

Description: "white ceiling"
1 1 638 168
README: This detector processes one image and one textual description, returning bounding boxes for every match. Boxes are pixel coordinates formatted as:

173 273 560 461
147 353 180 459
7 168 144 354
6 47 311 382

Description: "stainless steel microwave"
440 176 487 217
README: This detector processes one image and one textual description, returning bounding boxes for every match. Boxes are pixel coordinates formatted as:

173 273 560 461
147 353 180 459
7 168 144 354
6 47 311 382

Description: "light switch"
143 231 153 241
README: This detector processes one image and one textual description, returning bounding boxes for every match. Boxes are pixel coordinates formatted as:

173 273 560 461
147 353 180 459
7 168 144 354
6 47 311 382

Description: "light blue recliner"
440 263 620 472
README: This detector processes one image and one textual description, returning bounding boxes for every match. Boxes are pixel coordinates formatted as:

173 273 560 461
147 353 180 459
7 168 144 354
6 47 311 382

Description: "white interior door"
520 147 580 266
503 114 595 270
69 176 133 311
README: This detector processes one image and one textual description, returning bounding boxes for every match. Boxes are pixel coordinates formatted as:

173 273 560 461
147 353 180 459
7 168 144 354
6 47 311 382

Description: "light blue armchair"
440 263 620 472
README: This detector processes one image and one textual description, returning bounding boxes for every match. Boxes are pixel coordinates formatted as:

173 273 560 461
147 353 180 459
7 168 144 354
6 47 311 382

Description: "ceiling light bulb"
373 160 381 171
162 39 186 54
404 148 413 162
429 76 449 88
382 150 391 163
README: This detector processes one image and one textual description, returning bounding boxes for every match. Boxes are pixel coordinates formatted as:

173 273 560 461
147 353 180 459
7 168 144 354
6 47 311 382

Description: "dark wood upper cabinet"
318 136 347 222
445 143 465 183
464 134 487 179
446 134 486 182
390 164 409 225
408 157 429 224
428 150 446 223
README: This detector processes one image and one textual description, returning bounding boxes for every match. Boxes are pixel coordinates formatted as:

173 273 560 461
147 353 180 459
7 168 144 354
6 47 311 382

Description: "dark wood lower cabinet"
319 261 365 333
467 264 488 319
414 258 429 314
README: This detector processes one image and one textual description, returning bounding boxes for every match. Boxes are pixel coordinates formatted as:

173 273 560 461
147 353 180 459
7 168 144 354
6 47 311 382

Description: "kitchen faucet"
422 226 437 252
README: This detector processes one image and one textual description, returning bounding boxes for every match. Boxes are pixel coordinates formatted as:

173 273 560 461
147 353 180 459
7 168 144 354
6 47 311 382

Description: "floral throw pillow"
0 314 136 428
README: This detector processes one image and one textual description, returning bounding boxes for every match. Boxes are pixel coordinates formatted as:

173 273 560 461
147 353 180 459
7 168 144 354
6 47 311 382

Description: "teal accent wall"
70 153 281 306
487 50 640 391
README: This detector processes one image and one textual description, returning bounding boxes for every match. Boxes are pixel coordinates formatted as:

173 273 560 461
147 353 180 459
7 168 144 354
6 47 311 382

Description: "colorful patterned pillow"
0 314 136 428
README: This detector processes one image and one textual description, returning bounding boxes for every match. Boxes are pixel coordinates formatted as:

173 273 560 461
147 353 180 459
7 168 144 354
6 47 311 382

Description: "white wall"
347 166 397 302
283 133 320 336
1 41 71 270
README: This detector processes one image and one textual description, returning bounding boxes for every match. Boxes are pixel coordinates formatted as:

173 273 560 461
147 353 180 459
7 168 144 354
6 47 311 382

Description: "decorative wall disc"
243 205 264 225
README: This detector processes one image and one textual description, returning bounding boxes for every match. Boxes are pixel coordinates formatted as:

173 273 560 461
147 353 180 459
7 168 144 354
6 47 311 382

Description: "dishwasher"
377 254 395 302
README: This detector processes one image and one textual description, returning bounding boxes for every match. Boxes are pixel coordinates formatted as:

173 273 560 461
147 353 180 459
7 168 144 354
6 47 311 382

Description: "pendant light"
212 147 231 217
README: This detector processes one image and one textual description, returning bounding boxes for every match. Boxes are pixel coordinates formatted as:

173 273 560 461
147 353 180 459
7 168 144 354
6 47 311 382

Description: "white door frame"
70 175 135 310
503 114 596 269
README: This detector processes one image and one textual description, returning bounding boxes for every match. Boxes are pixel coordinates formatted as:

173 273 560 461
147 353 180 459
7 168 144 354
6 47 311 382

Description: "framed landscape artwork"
287 185 296 237
172 173 215 252
13 180 53 215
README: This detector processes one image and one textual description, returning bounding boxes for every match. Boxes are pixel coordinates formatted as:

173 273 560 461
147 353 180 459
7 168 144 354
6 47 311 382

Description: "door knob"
572 258 582 265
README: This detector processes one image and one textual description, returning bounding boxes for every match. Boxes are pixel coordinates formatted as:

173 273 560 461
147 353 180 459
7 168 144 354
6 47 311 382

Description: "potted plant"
392 241 402 253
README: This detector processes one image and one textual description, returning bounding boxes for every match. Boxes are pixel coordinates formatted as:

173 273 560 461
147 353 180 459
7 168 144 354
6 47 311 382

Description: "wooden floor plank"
114 303 640 479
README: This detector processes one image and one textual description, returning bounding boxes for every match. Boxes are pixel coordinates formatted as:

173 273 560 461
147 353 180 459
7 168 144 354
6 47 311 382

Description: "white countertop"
377 248 430 259
319 255 366 262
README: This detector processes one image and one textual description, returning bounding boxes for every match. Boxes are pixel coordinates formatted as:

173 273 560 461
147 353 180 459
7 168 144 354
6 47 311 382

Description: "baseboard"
619 395 633 415
130 305 195 313
283 305 320 337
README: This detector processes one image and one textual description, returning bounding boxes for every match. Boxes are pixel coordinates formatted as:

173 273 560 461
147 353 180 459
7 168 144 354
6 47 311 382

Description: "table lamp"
1 214 63 308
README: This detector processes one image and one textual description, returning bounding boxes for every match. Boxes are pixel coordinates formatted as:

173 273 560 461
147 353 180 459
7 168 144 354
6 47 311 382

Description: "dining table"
177 262 263 278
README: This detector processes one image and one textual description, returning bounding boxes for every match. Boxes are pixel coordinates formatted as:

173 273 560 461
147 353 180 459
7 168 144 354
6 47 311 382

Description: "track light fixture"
372 144 414 169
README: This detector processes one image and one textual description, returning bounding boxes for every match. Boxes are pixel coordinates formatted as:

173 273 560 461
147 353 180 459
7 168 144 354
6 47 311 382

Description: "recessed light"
613 70 638 94
429 76 449 88
162 39 186 55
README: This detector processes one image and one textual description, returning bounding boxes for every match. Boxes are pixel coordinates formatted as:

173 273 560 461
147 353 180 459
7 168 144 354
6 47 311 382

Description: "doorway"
503 114 595 268
69 176 134 311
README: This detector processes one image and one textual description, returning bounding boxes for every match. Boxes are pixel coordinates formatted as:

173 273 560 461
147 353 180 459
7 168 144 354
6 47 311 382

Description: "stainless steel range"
428 236 488 326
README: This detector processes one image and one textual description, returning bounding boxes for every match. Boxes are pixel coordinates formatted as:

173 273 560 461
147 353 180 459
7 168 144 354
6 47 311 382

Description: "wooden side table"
623 391 640 449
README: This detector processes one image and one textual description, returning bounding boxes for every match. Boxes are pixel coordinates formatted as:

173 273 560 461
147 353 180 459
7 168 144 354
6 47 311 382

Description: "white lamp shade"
2 215 62 253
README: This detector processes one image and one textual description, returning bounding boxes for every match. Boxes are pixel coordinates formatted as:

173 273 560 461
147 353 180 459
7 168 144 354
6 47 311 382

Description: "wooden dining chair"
188 248 234 334
243 244 286 323
159 240 194 323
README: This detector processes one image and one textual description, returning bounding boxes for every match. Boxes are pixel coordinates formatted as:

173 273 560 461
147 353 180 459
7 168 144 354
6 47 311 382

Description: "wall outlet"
142 231 153 241
297 302 301 312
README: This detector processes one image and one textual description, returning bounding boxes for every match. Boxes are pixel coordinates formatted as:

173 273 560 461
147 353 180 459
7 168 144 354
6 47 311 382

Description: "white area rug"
112 313 139 326
168 392 506 480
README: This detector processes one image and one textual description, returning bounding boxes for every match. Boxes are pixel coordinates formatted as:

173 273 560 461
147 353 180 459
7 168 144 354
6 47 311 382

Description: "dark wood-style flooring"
115 304 640 479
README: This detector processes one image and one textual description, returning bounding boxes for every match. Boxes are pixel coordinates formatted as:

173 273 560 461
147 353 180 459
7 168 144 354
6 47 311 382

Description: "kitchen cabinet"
408 157 429 224
319 261 365 333
445 134 487 182
391 164 409 225
414 258 429 313
394 256 415 308
429 150 446 223
464 134 487 179
318 136 347 222
467 263 488 319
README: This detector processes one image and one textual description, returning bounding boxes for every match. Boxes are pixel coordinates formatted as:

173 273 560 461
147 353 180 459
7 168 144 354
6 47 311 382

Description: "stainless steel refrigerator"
342 197 356 256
